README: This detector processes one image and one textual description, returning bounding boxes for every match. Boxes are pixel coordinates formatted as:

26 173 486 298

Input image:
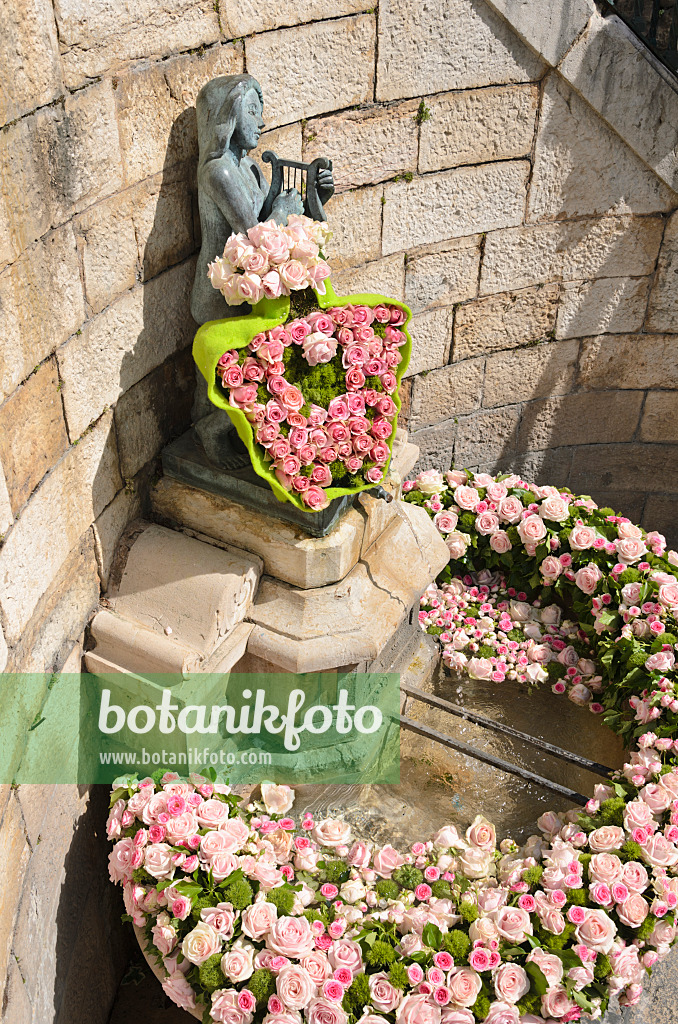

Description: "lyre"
259 151 333 223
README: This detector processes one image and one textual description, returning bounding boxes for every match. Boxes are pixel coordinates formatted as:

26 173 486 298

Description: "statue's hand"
270 188 304 222
317 167 335 205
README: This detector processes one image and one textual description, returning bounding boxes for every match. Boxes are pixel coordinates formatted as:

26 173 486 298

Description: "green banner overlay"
0 672 400 785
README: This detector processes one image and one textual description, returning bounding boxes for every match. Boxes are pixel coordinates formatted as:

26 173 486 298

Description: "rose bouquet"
193 220 411 511
208 216 332 306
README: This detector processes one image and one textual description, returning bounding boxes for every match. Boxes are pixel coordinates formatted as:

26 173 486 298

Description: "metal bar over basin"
402 684 614 779
399 715 591 806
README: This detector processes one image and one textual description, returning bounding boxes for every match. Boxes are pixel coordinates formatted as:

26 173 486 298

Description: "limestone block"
0 227 85 402
482 339 579 408
221 0 366 35
250 123 303 187
482 0 595 67
646 211 678 333
0 412 121 643
404 308 454 378
0 462 11 537
409 420 456 474
136 175 196 283
93 488 142 590
0 0 62 127
528 75 676 223
304 103 419 192
0 80 122 267
568 443 678 496
560 11 678 192
57 260 196 439
152 477 367 589
480 216 664 295
113 523 261 653
246 502 448 672
115 44 243 184
557 277 649 339
2 954 32 1024
382 162 529 254
577 334 678 391
0 358 69 513
357 492 399 556
509 447 574 491
409 360 484 430
323 186 384 270
0 795 31 1011
4 531 99 674
376 0 544 101
76 194 139 314
454 407 521 467
643 494 678 546
246 16 376 129
453 283 559 359
405 237 481 314
331 255 405 301
640 392 678 443
420 84 537 173
518 391 644 450
54 0 221 87
0 622 6 673
114 349 195 479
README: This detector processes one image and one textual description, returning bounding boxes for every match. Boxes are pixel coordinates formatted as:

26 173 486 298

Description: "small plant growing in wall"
414 100 431 125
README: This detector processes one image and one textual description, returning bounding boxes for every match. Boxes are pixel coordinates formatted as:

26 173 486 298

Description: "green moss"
249 968 277 1004
342 973 370 1017
375 879 400 900
476 644 495 659
303 907 329 926
638 914 658 942
442 929 471 961
366 940 397 968
430 879 453 899
566 887 588 906
517 991 543 1015
594 954 611 981
598 797 626 827
198 953 226 993
627 649 651 668
388 963 409 990
392 865 424 891
191 894 217 922
322 859 350 885
546 660 567 680
506 628 525 642
618 568 642 585
224 878 254 910
458 899 479 924
522 865 544 887
266 887 296 915
620 840 643 862
471 991 491 1021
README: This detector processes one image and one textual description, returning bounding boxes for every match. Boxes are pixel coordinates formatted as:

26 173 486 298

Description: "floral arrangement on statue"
194 215 411 511
207 216 333 305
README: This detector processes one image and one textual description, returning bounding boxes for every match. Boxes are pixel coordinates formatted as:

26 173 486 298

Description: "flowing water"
288 661 627 849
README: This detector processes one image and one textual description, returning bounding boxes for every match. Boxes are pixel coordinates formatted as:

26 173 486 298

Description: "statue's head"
196 74 265 158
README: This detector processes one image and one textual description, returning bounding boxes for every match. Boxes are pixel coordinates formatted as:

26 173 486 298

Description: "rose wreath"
107 460 678 1023
192 216 411 513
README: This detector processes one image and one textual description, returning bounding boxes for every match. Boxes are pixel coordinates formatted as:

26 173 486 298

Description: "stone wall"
0 1 677 1019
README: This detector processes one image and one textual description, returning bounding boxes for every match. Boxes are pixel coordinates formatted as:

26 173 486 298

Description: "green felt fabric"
192 280 412 509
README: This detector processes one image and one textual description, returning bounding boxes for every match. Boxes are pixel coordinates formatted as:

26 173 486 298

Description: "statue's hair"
196 74 263 160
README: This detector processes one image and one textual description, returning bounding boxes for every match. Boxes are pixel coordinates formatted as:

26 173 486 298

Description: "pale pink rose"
222 942 255 983
466 815 496 851
303 332 338 366
491 906 533 944
236 271 265 304
539 496 569 522
621 581 643 605
483 1006 519 1024
454 486 480 511
467 657 494 681
622 861 649 894
658 582 678 608
460 847 493 878
641 833 678 868
260 269 283 299
528 643 552 664
433 511 459 534
575 909 617 953
445 532 469 559
540 555 562 579
201 903 236 939
517 514 547 545
432 825 461 848
313 819 352 848
347 841 372 869
497 496 523 524
440 1012 474 1024
509 599 531 621
396 994 442 1024
276 964 317 1009
540 986 574 1019
540 603 562 625
446 969 482 1008
645 650 675 673
539 908 565 935
649 918 677 953
624 799 655 832
489 530 512 554
108 838 137 883
301 951 332 986
485 481 508 502
161 972 196 1012
616 893 649 928
141 792 170 825
618 520 643 539
144 843 175 880
493 964 529 1004
372 844 406 877
641 782 672 814
526 947 563 987
574 562 603 595
369 972 402 1013
660 770 678 799
589 826 625 853
569 524 597 550
306 997 348 1024
165 810 198 843
241 900 278 940
252 858 284 889
416 469 446 495
473 511 499 535
445 470 468 488
616 537 647 564
217 816 251 852
589 853 623 886
469 918 499 945
328 939 363 977
181 921 221 965
211 988 254 1024
267 916 315 958
303 486 331 511
152 914 178 955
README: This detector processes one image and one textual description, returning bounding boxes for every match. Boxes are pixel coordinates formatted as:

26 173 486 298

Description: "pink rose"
328 939 363 977
492 964 529 1004
454 486 480 511
589 826 625 853
641 833 678 868
373 844 406 877
261 269 283 299
396 994 442 1024
540 987 574 1019
201 902 236 938
276 964 317 1009
369 972 403 1012
526 947 563 987
645 650 675 673
301 951 332 985
616 893 649 928
467 657 493 681
658 582 678 608
489 530 512 554
143 843 175 880
433 511 459 534
267 916 315 958
161 972 196 1012
539 496 570 522
491 906 533 944
575 909 617 953
641 782 672 814
222 942 255 983
517 514 547 545
211 988 254 1024
241 901 278 940
589 853 623 886
540 555 562 579
466 815 496 851
306 998 348 1024
497 496 524 524
446 970 482 1008
181 921 221 965
616 537 647 564
313 819 352 847
574 562 603 595
152 916 178 956
108 838 137 882
303 332 338 366
475 512 500 535
569 524 596 550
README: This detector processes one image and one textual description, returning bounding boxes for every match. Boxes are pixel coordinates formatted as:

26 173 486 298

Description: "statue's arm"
202 160 262 233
